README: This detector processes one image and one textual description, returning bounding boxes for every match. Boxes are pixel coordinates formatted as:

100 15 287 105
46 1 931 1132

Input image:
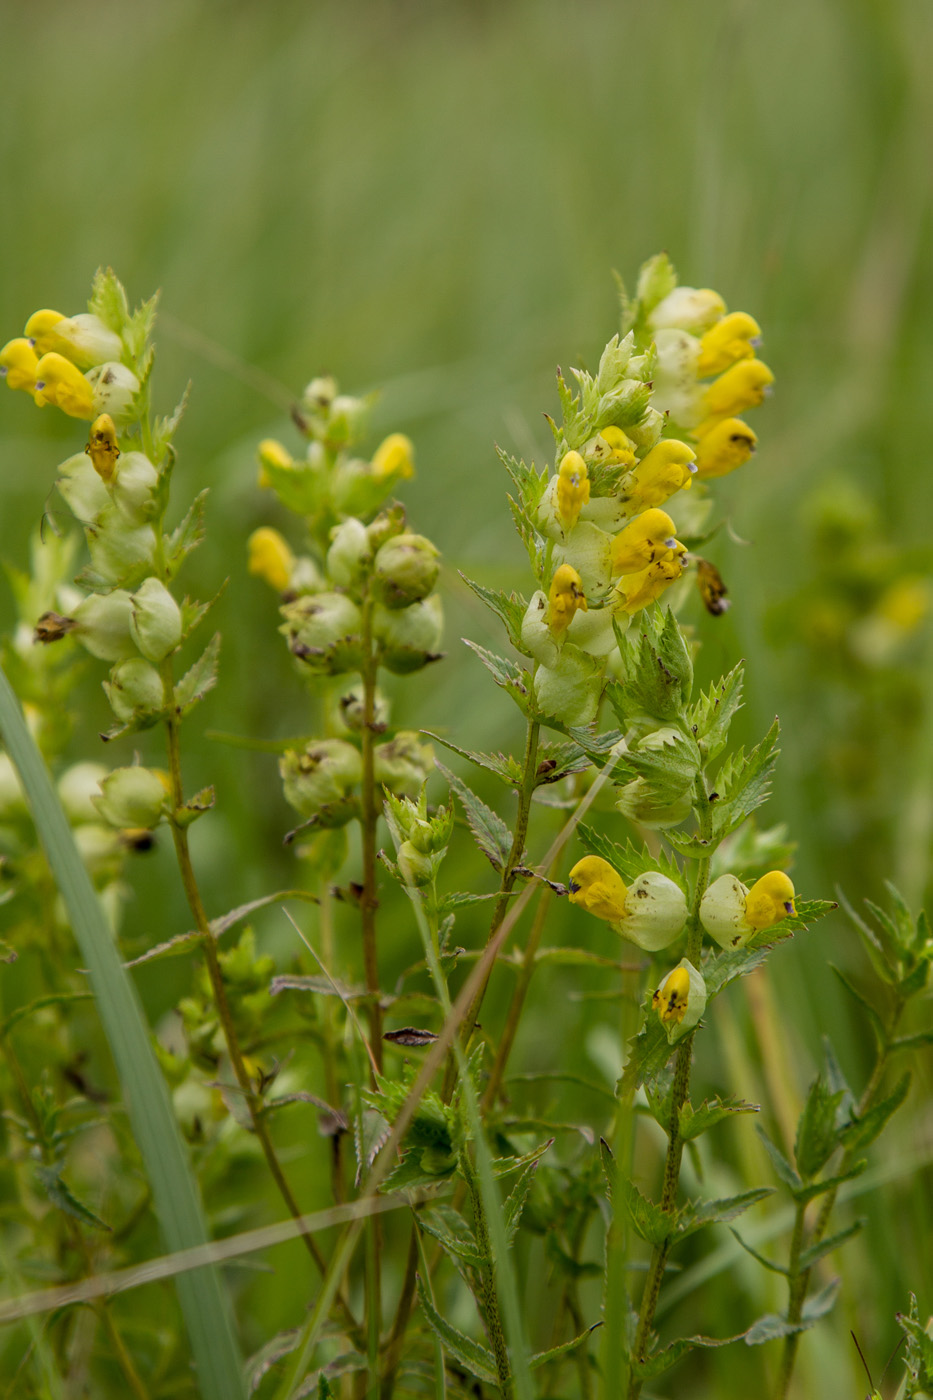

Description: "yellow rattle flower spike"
696 311 762 378
372 432 415 481
556 450 590 529
744 870 796 931
33 352 95 419
568 855 628 923
653 965 691 1025
547 564 587 635
0 338 41 398
610 508 681 576
86 414 121 482
248 527 295 593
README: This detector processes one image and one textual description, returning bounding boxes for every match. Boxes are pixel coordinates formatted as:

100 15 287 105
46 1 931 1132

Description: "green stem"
626 774 714 1399
359 592 384 1076
482 876 553 1112
318 884 346 1204
462 1147 513 1397
379 1221 420 1400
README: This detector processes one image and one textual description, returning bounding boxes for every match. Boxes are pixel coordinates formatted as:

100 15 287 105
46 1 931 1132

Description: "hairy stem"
359 592 384 1077
462 1146 512 1397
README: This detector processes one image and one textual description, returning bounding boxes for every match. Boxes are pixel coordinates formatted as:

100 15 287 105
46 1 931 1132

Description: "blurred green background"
2 1 932 1395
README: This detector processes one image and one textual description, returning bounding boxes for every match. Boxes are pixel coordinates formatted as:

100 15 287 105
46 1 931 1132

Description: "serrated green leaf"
503 1160 539 1245
756 1125 802 1191
577 821 684 890
703 925 797 1001
636 252 677 312
607 607 692 727
792 1159 867 1204
619 994 679 1094
459 573 527 651
462 639 532 714
529 1325 601 1371
123 291 159 363
689 664 744 761
744 1279 840 1345
438 762 513 871
729 1228 790 1276
418 1206 484 1267
164 489 208 578
633 1328 744 1381
495 447 549 515
795 1075 845 1178
797 1217 864 1272
175 632 221 715
839 1073 910 1152
489 1138 553 1180
34 1164 110 1232
423 731 521 786
88 267 130 334
679 1097 759 1142
711 719 780 841
152 383 190 462
416 1277 498 1386
620 1176 681 1246
534 739 590 786
678 1187 773 1240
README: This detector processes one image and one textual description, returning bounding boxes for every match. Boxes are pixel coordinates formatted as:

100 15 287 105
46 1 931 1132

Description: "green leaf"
620 1176 681 1247
34 1164 111 1232
88 267 130 333
829 965 886 1047
164 489 208 578
711 719 780 840
0 991 96 1040
152 383 190 463
534 739 590 787
678 1187 773 1240
619 994 679 1094
577 821 684 890
635 252 677 312
503 1160 539 1245
495 447 549 516
462 639 532 714
797 1217 864 1271
679 1097 760 1142
617 729 702 806
416 1277 498 1386
418 1206 484 1267
756 1125 802 1192
459 574 527 651
423 731 522 786
175 632 221 716
795 1075 845 1178
529 1325 601 1371
729 1229 790 1276
437 762 513 872
793 1159 867 1205
0 665 245 1398
123 291 159 362
606 607 692 727
839 1073 910 1152
744 1279 840 1345
703 925 797 1001
890 1029 933 1052
689 664 744 762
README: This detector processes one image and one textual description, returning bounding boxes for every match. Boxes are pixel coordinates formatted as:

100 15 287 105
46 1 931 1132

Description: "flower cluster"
248 375 442 832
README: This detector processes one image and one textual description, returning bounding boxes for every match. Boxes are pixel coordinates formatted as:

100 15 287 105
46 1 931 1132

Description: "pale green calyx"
533 643 602 727
520 592 560 666
280 591 364 674
616 872 689 951
93 766 167 830
279 739 362 827
373 533 440 609
327 517 372 588
58 762 111 824
71 589 136 660
103 658 165 725
373 732 434 798
700 874 752 948
130 577 183 662
373 595 443 674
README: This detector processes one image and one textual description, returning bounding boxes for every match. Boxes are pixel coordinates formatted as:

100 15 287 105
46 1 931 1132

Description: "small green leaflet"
437 761 513 871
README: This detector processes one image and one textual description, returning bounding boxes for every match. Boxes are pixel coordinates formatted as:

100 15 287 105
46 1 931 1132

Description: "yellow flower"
877 576 929 632
1 338 41 397
599 425 637 466
33 352 95 419
616 551 686 615
653 965 690 1024
256 437 293 488
248 527 295 592
548 564 587 634
702 359 774 422
744 871 796 932
693 418 757 479
556 450 590 529
372 432 415 481
24 309 67 356
26 308 123 369
622 440 696 513
568 855 628 922
610 508 681 575
86 414 120 482
696 312 762 377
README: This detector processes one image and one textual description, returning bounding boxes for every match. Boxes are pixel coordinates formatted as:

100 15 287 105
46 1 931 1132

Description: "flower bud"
653 959 707 1042
396 840 436 887
373 595 443 673
548 564 587 636
693 418 757 480
374 732 433 798
58 762 111 824
103 658 165 726
616 775 693 829
85 514 158 586
280 591 364 674
367 504 407 552
1 338 40 396
0 752 27 820
533 643 602 726
130 577 183 662
648 287 726 333
85 362 140 420
327 393 368 445
520 591 560 666
70 589 136 660
248 527 295 592
93 766 167 829
338 682 390 732
256 437 293 488
327 518 372 588
86 413 120 481
302 375 338 412
279 739 362 827
34 352 95 418
371 432 415 481
556 451 590 530
703 359 774 420
696 312 761 377
373 533 440 609
610 509 681 576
